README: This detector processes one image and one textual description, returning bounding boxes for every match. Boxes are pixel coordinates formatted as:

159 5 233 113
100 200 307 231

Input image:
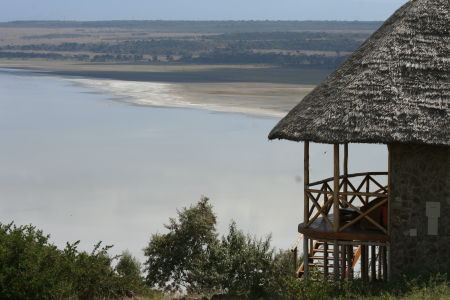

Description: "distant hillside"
0 20 383 68
0 20 383 33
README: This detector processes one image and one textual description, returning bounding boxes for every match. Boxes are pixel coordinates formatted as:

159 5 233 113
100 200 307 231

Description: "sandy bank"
66 77 314 118
0 61 319 118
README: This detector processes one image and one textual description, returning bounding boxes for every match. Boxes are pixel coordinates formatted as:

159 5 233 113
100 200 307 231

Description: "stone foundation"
389 144 450 276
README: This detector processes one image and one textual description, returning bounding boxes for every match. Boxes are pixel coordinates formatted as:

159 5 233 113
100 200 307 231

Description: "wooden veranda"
292 142 390 282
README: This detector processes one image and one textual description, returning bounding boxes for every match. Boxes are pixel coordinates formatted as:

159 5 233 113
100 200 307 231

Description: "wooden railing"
304 172 388 234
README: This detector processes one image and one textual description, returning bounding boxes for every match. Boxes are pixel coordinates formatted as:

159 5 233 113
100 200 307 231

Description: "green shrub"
144 197 222 295
0 223 68 299
0 222 150 299
143 198 296 298
116 250 146 293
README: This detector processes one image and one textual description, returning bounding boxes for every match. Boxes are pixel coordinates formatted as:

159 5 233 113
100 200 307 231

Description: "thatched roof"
269 0 449 146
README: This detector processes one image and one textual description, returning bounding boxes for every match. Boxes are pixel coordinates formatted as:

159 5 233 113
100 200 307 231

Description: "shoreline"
0 60 331 84
63 77 314 118
0 63 317 118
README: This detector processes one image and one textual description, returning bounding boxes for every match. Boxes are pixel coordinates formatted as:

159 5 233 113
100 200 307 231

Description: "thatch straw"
269 0 449 146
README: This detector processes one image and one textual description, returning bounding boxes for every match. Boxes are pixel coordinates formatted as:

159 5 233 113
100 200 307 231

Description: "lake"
0 68 387 261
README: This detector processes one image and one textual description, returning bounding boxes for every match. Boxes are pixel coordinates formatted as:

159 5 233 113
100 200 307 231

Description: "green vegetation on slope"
0 197 448 299
144 197 294 297
0 223 157 300
0 21 380 68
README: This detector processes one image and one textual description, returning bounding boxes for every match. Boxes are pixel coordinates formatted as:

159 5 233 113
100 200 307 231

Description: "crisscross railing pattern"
304 172 388 233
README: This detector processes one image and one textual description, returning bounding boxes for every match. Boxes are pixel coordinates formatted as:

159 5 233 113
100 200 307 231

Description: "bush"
0 223 66 299
218 222 274 298
143 197 295 298
0 222 151 299
144 197 221 295
1 201 448 300
116 250 146 293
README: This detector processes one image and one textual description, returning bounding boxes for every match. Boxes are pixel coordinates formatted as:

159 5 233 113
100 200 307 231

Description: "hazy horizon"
3 19 385 22
2 0 409 22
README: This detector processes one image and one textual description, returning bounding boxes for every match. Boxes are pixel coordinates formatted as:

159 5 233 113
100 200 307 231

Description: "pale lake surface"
0 68 387 261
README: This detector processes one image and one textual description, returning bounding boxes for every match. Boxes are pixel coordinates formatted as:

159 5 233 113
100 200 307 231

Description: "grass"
120 274 450 300
331 274 450 300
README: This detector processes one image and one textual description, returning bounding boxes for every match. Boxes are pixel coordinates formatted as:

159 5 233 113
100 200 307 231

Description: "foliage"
144 197 220 294
116 250 142 278
218 222 274 297
143 197 294 298
0 200 448 299
0 25 374 67
0 223 64 299
0 222 150 300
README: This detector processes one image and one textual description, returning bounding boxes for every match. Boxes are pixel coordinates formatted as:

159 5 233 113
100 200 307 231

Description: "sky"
2 0 409 22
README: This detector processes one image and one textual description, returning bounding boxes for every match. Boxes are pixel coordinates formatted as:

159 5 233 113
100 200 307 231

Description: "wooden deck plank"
298 216 389 242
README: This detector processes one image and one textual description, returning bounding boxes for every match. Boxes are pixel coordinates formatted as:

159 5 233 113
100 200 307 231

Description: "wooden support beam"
324 242 329 280
366 175 370 205
321 239 387 247
371 245 376 281
303 238 308 279
304 141 310 225
341 244 347 280
303 141 310 278
334 241 339 280
387 144 392 280
293 247 297 274
377 246 382 280
333 144 340 281
308 171 387 187
333 144 340 232
382 246 388 281
339 191 388 197
347 245 354 280
343 143 348 207
361 245 367 283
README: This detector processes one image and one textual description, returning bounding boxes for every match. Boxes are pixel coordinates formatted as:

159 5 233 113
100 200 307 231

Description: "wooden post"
361 245 368 283
304 141 310 222
293 247 297 274
341 243 347 280
343 143 348 207
387 144 392 281
382 246 388 281
347 245 353 280
333 144 340 232
303 141 310 278
303 239 309 279
371 245 376 281
333 144 340 281
324 242 329 280
366 175 370 205
379 246 384 280
377 246 382 280
334 242 339 280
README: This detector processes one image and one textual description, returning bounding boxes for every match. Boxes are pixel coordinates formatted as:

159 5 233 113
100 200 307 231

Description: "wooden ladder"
296 241 361 279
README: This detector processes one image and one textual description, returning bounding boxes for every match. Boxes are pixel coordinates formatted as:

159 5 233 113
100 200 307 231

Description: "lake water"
0 68 387 262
